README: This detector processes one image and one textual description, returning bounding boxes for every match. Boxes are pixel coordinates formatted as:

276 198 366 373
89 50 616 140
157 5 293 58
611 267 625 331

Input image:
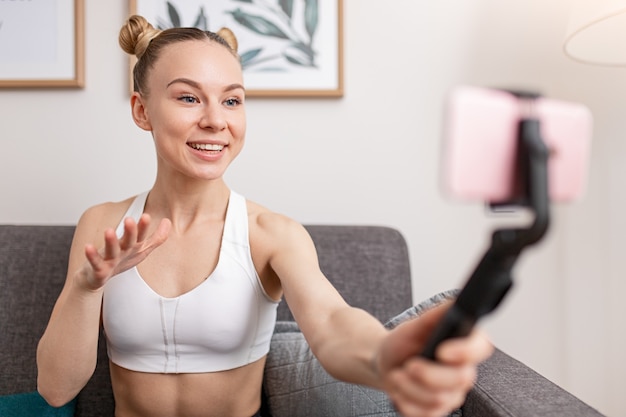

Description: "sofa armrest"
463 349 605 417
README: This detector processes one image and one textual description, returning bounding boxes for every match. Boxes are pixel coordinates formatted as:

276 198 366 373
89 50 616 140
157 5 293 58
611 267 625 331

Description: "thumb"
402 302 453 346
150 218 171 247
380 302 453 368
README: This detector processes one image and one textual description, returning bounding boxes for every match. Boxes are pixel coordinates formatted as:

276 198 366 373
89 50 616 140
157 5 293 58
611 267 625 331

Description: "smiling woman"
35 13 493 417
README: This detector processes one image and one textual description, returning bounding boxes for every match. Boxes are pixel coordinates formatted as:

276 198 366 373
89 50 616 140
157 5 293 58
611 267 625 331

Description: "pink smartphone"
441 86 593 204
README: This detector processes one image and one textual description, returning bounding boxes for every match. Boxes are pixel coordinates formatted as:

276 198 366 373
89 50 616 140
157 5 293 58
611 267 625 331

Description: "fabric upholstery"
281 226 413 322
0 226 114 416
0 224 606 417
265 321 399 417
465 349 605 417
0 391 75 417
0 224 411 417
0 226 74 395
264 292 462 417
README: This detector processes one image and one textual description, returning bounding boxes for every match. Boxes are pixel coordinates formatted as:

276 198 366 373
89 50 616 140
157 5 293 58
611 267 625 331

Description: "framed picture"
129 0 343 97
0 0 84 88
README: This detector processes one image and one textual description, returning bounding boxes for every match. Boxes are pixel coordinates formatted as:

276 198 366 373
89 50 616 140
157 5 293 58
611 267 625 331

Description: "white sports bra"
102 191 279 374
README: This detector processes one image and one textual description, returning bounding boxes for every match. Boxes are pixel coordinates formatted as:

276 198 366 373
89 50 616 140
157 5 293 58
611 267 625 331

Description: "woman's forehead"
151 40 243 86
158 39 239 66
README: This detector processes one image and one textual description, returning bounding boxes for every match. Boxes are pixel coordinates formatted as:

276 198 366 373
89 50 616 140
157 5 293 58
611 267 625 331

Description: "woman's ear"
130 92 152 131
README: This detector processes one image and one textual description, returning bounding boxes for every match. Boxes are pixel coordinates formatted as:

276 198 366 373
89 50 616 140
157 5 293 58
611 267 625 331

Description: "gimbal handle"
421 109 550 360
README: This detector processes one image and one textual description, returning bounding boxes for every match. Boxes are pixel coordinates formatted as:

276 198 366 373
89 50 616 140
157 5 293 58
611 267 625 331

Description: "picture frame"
129 0 343 97
0 0 84 88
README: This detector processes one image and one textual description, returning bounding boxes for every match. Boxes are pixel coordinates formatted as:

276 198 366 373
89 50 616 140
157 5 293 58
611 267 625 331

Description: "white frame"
0 0 84 88
130 0 343 97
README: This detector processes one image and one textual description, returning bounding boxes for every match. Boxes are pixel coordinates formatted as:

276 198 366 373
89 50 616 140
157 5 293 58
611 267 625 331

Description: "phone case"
441 86 593 204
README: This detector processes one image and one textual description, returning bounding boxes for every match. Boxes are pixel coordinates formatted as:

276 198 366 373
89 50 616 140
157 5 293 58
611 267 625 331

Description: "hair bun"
217 27 238 53
119 14 162 58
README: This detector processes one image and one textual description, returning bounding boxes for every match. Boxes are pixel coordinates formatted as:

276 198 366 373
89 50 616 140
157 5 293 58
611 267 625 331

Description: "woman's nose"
200 105 227 131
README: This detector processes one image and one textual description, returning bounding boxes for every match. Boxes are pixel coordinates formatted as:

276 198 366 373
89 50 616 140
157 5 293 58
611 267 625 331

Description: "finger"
103 228 120 260
397 389 468 417
136 213 152 242
84 243 101 268
84 244 111 282
119 217 139 251
386 368 440 412
393 392 466 417
437 329 494 365
388 366 468 417
382 302 455 366
403 303 454 344
407 358 476 392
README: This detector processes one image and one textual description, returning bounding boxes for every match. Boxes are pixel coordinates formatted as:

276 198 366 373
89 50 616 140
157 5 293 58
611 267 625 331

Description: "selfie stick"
421 92 550 360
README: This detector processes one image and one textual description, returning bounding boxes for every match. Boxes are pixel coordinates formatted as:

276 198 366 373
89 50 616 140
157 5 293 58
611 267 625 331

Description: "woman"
36 15 492 417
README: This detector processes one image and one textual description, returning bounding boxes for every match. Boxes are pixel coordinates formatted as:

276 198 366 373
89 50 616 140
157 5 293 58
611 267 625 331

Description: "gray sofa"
0 224 604 417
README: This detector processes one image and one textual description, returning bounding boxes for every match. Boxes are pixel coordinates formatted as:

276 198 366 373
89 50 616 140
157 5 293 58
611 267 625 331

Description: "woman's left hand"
375 303 494 417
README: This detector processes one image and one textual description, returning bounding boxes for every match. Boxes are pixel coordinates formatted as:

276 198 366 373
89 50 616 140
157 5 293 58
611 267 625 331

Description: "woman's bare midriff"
109 357 266 417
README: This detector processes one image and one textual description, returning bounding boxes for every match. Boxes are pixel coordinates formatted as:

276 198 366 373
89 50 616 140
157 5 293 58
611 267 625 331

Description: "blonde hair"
119 15 239 94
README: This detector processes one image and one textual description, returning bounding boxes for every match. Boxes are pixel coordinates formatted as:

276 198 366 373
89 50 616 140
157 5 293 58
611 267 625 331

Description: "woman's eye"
224 98 242 107
179 95 199 104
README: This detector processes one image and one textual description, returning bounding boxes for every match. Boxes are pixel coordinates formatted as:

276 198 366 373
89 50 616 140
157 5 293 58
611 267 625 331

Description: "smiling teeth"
190 143 224 151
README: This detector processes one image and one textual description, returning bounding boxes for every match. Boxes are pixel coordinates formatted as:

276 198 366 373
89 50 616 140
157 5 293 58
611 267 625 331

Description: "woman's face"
132 39 246 182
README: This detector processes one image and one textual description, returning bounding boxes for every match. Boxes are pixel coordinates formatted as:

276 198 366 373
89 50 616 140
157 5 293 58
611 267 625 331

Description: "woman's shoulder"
76 195 140 233
246 199 295 227
68 194 142 258
245 198 311 243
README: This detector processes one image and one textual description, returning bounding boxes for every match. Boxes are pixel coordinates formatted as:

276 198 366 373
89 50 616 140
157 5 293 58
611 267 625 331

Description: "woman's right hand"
81 214 171 291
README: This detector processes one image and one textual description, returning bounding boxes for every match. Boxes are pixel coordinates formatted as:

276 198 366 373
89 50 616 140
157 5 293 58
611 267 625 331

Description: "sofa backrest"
292 225 413 322
0 224 412 416
0 226 74 395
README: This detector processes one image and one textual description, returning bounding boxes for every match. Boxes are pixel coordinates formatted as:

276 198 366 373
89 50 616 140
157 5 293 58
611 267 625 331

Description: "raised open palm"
83 214 171 290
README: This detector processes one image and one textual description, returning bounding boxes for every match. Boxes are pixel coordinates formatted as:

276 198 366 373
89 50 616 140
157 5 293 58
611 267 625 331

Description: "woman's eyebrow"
224 83 245 93
167 77 201 89
166 78 245 94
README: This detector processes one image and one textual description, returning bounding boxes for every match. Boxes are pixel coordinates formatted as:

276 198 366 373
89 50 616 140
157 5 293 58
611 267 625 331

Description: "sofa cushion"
264 290 461 417
265 321 398 417
0 391 75 417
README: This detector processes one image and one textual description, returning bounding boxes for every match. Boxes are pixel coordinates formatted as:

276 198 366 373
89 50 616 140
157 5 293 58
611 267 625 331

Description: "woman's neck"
145 179 231 232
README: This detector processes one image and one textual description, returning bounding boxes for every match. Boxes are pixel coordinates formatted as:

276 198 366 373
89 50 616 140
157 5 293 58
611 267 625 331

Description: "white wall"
1 1 623 415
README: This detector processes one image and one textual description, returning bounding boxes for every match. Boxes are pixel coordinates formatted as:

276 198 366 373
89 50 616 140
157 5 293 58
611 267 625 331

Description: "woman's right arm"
36 205 170 407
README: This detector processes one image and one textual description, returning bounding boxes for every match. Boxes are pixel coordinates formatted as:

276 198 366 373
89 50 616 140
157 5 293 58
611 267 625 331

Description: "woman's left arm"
261 214 387 386
263 214 493 417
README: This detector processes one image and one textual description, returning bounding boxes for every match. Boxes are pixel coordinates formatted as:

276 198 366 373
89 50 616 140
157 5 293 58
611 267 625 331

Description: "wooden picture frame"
0 0 84 88
129 0 343 97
